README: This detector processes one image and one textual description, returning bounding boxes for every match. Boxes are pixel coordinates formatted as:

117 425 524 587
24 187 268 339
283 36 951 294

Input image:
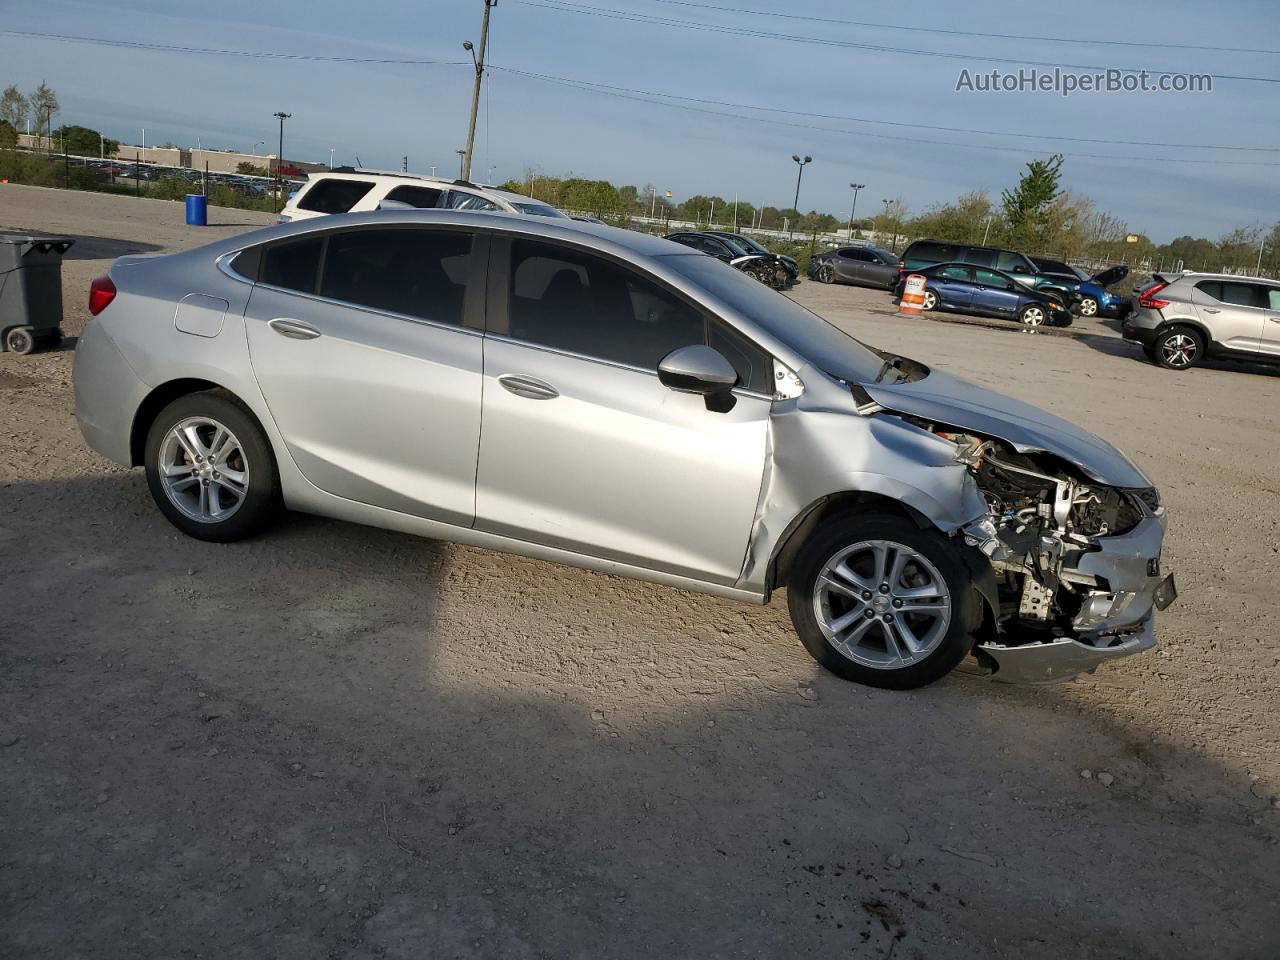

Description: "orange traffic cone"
896 274 927 318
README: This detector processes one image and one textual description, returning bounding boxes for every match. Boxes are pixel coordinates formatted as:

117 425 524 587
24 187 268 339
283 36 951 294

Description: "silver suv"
1123 272 1280 370
73 211 1175 689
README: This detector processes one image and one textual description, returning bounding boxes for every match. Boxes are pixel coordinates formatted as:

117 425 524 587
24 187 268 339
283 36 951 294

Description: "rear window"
962 248 997 268
384 185 443 209
297 178 376 214
261 236 323 293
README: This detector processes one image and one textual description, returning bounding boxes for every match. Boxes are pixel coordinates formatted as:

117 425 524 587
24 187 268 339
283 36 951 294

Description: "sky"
1 0 1277 241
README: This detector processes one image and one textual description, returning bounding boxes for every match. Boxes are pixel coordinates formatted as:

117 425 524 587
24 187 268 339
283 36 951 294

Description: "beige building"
17 134 325 176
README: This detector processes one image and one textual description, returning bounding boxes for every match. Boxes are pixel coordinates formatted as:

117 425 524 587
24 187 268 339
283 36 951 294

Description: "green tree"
1002 154 1064 246
28 81 59 140
236 161 269 176
0 120 16 149
0 85 27 132
54 124 118 157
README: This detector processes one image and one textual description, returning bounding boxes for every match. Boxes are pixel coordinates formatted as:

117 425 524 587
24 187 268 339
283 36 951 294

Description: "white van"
278 170 566 223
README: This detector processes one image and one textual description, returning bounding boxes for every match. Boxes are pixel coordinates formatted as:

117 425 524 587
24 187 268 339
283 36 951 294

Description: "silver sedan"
74 211 1176 688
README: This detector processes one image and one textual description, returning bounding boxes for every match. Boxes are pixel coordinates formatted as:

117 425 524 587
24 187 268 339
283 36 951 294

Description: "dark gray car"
808 245 899 289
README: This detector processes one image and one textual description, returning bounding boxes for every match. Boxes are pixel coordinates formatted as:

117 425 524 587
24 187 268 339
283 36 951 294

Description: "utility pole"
456 149 466 177
789 154 811 240
461 0 497 183
273 111 291 206
847 183 865 241
402 155 408 172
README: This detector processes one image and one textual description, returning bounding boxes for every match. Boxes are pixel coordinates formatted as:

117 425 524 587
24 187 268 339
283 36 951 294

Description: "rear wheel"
144 391 279 542
787 516 979 689
4 326 35 354
1152 325 1203 370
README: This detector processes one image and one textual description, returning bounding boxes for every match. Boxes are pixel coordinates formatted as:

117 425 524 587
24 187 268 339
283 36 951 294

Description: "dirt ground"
2 184 1278 959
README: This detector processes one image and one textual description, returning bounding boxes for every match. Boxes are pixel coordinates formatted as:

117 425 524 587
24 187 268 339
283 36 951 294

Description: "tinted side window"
974 269 1013 289
1036 259 1071 274
1270 288 1280 311
909 242 958 263
507 241 705 371
1195 280 1223 301
995 251 1033 274
318 229 472 326
261 236 323 293
385 185 444 209
938 265 971 281
448 192 498 211
962 248 997 268
841 249 871 262
297 179 376 214
1219 282 1268 308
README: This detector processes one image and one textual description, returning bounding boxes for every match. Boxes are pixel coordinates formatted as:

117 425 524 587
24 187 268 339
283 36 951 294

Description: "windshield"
511 202 568 219
730 235 769 255
661 253 887 384
718 236 755 258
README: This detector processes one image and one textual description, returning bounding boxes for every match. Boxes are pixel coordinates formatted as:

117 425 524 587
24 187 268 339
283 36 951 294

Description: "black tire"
143 391 279 542
787 515 980 690
818 264 835 284
4 326 35 355
1151 325 1204 371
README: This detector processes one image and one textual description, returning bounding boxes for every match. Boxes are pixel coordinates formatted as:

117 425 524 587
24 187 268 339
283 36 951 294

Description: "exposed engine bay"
912 422 1161 645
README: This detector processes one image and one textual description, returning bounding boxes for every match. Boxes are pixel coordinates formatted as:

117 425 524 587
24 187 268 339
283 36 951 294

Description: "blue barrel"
185 194 208 227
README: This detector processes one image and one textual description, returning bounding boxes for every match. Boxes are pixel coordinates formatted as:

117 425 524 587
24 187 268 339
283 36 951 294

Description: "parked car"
1122 272 1280 370
895 263 1073 327
74 211 1174 689
808 244 899 289
1030 257 1131 318
278 170 567 223
704 232 799 284
664 231 793 289
900 240 1074 304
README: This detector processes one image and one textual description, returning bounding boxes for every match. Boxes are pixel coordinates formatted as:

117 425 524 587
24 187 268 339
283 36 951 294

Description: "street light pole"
847 183 865 241
272 111 291 205
461 0 497 183
789 154 811 240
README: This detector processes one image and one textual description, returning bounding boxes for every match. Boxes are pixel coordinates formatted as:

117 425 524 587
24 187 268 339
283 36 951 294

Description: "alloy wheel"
158 416 249 523
921 290 938 310
1022 306 1046 326
1161 333 1197 368
1079 297 1098 316
812 540 952 670
819 265 834 283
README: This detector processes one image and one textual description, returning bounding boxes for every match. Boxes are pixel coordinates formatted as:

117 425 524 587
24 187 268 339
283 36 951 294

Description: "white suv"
278 170 566 223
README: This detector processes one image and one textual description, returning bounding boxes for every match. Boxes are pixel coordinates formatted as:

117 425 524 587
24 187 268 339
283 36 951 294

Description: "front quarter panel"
738 373 987 593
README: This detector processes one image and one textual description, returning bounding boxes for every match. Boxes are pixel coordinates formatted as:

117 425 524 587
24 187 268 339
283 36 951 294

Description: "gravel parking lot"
2 184 1278 959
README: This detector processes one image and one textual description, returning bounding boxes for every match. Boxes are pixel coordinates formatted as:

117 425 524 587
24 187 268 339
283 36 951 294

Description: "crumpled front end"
953 441 1176 683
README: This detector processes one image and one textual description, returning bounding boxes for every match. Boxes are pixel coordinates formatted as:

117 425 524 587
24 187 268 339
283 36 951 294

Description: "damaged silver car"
73 210 1176 689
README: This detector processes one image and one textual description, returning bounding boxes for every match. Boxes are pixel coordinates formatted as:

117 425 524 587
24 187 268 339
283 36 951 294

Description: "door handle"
1202 308 1221 314
1269 317 1280 323
497 374 559 400
268 317 321 340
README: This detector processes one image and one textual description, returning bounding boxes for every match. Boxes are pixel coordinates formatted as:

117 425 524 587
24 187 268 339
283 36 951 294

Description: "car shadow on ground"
1077 328 1280 378
46 235 165 261
1 473 1277 959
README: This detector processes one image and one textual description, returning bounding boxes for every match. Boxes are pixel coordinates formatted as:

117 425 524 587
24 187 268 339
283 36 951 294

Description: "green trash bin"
0 232 75 354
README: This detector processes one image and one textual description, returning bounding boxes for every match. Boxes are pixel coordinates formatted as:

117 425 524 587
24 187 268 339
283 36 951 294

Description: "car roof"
1173 271 1277 285
303 170 541 204
213 208 684 261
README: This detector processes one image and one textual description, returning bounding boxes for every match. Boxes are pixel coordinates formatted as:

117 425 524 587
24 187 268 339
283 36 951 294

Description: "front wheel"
1078 296 1099 317
817 264 835 284
921 289 939 311
1019 303 1048 326
144 391 279 542
787 516 979 689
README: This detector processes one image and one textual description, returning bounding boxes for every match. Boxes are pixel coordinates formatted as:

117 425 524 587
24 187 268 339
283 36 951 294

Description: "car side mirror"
658 345 739 412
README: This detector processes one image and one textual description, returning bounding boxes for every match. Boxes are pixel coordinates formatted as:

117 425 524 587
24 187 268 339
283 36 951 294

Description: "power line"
0 29 467 65
490 65 1280 166
490 66 1278 153
514 0 1280 84
643 0 1280 57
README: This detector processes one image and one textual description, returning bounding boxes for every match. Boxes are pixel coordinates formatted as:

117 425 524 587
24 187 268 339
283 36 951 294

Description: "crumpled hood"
863 369 1150 488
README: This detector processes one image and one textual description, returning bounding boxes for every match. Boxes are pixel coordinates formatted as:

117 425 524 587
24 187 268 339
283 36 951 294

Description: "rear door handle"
1202 308 1221 314
268 317 321 340
497 374 559 400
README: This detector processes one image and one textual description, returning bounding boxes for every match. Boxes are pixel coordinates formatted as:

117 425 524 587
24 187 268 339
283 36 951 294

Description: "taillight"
89 275 117 316
1137 281 1169 310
